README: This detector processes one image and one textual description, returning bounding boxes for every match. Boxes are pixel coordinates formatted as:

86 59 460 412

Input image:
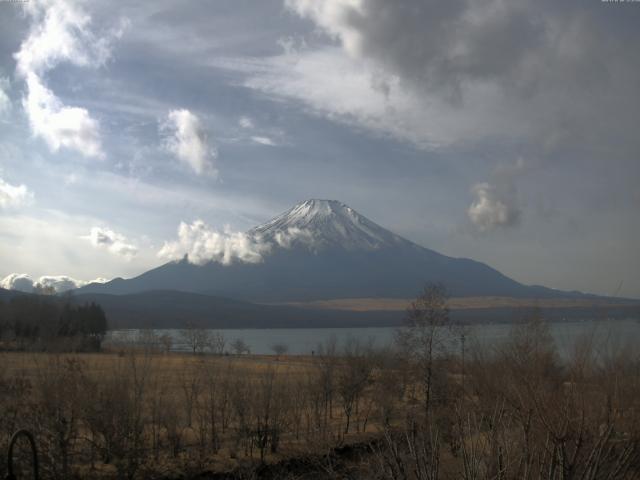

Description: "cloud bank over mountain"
158 220 270 266
1 273 108 293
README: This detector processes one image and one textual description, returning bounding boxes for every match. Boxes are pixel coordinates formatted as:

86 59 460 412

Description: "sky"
0 0 638 298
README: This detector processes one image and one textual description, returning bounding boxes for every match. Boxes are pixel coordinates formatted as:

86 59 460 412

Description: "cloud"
161 109 217 176
158 220 271 266
272 227 313 249
13 0 125 158
159 220 319 266
85 227 138 258
226 47 523 149
0 273 34 292
468 158 524 232
0 273 109 293
36 275 107 292
468 183 520 232
228 0 640 156
0 77 11 116
239 116 254 129
21 74 104 158
0 177 34 209
235 114 282 147
285 0 541 94
251 136 277 147
35 275 81 292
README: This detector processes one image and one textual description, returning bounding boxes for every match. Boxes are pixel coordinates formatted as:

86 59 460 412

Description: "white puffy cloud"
85 227 138 258
0 273 109 293
161 109 217 176
36 275 107 292
0 177 33 209
159 221 319 266
158 220 270 266
35 275 83 292
468 183 520 232
21 74 104 158
13 0 125 158
0 273 34 292
468 158 524 232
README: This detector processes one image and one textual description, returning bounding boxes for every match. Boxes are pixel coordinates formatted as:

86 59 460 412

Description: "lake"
107 318 640 358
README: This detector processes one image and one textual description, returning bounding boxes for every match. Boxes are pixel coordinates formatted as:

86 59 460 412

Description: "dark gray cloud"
285 0 640 156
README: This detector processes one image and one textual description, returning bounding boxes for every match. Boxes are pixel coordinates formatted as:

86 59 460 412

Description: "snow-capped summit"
248 199 410 251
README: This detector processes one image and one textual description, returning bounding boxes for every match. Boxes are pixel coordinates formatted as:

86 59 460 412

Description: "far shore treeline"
0 294 107 352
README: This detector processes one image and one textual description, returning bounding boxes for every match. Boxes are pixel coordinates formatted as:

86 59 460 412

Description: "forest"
0 294 108 352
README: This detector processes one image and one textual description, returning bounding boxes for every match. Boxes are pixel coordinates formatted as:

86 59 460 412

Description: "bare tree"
316 336 338 432
180 322 212 354
336 337 374 434
210 331 226 355
158 333 173 354
271 342 289 358
231 338 250 355
371 347 406 428
396 283 453 420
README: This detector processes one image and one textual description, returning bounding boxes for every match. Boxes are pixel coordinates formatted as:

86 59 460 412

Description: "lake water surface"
108 318 640 357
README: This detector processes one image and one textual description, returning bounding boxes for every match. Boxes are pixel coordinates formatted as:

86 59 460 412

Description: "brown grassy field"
2 315 640 479
0 349 392 479
274 296 639 311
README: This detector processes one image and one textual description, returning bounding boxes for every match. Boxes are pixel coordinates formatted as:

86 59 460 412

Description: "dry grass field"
276 296 639 311
2 312 640 479
0 348 395 479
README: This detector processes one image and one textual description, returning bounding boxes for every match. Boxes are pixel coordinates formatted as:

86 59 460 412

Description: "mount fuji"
78 199 583 302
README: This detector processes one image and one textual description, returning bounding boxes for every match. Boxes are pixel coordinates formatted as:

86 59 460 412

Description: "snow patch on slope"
249 199 410 251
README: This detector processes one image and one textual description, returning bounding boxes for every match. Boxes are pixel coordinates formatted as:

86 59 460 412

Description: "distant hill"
74 290 640 330
73 290 399 329
3 287 637 330
77 199 596 302
0 287 31 301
